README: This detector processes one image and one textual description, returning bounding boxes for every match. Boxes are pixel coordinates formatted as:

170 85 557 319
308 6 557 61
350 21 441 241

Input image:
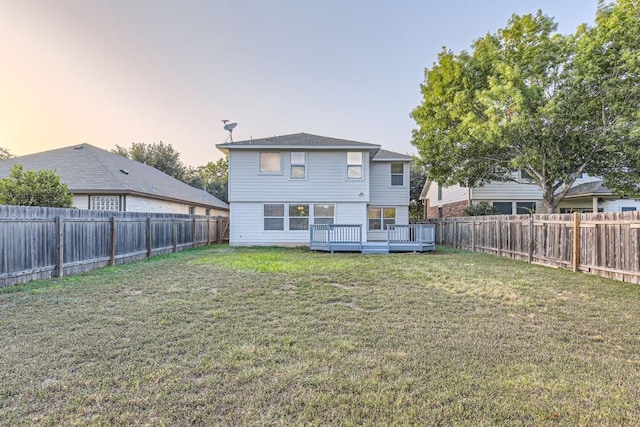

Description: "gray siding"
471 181 542 200
228 150 370 203
369 161 410 206
230 202 366 246
428 183 469 206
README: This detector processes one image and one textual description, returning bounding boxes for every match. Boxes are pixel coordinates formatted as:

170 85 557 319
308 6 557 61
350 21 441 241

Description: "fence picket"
431 211 640 284
0 205 229 287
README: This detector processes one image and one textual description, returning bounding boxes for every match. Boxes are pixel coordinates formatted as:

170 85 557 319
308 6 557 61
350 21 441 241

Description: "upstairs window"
347 152 363 179
290 152 306 179
437 185 443 201
391 163 404 186
260 152 281 173
519 169 532 180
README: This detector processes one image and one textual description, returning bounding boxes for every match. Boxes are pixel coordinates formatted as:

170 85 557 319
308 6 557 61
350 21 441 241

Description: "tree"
409 156 427 218
411 2 640 213
190 157 229 203
563 0 640 197
113 142 188 181
0 147 12 159
0 165 73 207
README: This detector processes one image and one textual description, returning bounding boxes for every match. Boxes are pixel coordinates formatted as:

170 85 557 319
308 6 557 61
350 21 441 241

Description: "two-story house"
216 133 411 247
420 173 640 217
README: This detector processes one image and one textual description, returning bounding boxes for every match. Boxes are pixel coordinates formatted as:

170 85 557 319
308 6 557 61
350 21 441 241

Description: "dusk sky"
1 0 600 167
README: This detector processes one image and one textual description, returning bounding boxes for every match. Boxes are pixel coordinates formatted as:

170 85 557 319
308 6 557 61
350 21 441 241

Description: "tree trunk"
542 186 558 213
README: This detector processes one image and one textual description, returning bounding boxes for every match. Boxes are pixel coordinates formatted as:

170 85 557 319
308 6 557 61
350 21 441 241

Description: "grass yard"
1 246 640 426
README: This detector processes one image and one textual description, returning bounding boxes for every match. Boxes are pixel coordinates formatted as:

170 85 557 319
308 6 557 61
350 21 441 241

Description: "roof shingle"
0 144 228 210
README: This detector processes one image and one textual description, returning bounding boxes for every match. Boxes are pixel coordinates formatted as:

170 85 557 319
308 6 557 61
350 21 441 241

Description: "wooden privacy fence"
433 211 640 284
0 205 229 287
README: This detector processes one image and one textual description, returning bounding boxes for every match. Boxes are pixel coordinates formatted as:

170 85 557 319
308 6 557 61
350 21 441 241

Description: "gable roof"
419 180 433 201
564 180 613 198
0 144 228 210
372 148 412 161
216 132 380 154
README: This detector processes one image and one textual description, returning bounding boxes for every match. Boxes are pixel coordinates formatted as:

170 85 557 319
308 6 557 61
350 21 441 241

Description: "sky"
0 0 601 167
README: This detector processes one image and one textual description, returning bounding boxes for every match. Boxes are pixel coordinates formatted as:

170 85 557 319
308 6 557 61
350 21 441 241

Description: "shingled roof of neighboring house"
564 180 613 198
217 132 380 152
0 144 229 210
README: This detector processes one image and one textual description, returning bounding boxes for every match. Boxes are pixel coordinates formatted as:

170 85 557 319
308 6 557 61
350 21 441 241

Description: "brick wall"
443 200 469 217
425 199 469 218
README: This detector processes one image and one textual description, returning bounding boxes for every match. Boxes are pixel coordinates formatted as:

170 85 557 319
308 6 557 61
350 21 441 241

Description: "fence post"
573 212 580 272
110 217 116 266
453 220 457 248
216 218 223 244
192 218 197 248
471 218 476 252
173 219 178 252
206 218 211 245
56 216 64 278
528 216 534 263
146 217 152 258
496 219 502 257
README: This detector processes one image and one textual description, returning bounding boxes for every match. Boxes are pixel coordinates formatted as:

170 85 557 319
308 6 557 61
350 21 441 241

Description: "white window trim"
90 195 121 211
264 203 285 231
259 152 282 175
390 162 404 186
288 203 310 231
368 206 396 231
347 152 364 180
313 204 335 225
290 152 306 180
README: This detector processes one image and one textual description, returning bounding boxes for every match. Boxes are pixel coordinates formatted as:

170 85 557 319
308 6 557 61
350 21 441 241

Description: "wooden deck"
310 224 436 254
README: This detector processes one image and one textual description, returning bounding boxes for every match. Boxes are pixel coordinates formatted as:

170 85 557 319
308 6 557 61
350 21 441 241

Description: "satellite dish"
222 120 237 142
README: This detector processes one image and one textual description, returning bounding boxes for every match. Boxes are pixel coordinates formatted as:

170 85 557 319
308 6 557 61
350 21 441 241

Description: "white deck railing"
310 224 362 252
310 223 436 253
387 224 436 247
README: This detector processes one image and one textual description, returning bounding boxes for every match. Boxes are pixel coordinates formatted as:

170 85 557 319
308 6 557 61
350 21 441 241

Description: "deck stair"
361 242 390 254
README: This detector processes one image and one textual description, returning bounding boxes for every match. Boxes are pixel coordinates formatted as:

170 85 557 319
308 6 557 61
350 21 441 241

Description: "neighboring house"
0 144 229 216
216 133 411 246
420 173 640 217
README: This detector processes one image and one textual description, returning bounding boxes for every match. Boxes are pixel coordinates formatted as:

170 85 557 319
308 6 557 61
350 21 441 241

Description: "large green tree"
411 1 640 213
189 157 229 203
409 156 427 219
0 165 73 207
113 142 188 181
564 0 640 197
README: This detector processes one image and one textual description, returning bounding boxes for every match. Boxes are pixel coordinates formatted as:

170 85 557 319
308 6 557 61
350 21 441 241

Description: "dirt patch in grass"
2 245 640 425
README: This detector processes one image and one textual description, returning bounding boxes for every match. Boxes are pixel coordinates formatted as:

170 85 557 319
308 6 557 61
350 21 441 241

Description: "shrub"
0 164 73 207
464 201 498 216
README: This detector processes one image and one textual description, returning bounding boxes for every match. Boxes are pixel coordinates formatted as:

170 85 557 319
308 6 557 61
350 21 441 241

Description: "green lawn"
1 246 640 426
